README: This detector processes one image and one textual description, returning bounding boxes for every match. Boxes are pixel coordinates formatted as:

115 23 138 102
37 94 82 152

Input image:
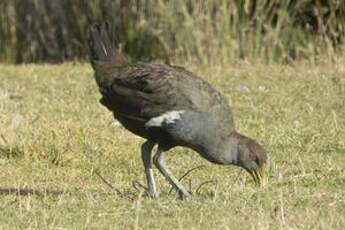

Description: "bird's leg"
153 145 190 200
141 141 158 198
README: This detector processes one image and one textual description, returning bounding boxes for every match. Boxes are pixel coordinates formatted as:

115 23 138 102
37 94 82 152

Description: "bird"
88 23 268 199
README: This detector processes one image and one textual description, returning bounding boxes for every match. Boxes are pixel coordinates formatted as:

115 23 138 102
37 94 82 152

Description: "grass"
1 1 345 63
0 60 344 229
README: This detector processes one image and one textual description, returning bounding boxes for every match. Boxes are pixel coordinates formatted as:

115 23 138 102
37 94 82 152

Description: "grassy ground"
0 60 344 229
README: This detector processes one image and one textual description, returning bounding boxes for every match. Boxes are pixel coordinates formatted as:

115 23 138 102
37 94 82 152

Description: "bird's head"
235 134 268 186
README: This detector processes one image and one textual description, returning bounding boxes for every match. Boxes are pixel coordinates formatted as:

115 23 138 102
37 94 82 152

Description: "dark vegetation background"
0 0 344 64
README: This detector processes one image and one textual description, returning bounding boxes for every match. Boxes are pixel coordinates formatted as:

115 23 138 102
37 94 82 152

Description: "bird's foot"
179 191 191 200
148 190 159 199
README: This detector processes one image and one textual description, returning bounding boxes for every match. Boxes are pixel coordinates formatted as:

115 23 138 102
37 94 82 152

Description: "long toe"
179 191 191 200
148 191 159 199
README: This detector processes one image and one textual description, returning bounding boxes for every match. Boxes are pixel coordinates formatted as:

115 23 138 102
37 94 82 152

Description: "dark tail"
88 23 116 64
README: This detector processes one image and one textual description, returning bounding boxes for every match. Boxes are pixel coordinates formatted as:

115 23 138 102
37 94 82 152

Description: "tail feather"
88 23 116 63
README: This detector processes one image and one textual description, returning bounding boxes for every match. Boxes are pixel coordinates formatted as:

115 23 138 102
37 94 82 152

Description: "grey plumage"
88 23 268 199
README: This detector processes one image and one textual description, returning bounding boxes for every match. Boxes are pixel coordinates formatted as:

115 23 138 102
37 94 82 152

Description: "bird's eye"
249 152 259 165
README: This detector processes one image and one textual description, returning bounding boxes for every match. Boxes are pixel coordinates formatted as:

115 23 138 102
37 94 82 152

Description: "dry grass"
0 60 344 229
1 1 345 63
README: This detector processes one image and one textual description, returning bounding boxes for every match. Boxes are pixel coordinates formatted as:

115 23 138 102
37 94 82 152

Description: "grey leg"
153 145 190 200
141 141 158 198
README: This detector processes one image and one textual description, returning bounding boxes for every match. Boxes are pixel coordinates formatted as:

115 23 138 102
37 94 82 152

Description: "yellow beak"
251 163 268 187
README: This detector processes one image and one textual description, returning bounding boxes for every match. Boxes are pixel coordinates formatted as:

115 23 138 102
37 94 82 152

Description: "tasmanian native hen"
88 23 268 199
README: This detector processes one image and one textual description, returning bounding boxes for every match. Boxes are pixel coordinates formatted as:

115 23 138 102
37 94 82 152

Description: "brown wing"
98 63 228 123
89 23 233 142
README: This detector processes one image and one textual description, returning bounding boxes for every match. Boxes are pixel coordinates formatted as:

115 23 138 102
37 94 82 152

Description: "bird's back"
89 24 234 146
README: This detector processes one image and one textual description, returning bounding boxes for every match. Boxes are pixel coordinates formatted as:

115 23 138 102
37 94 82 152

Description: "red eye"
249 152 258 163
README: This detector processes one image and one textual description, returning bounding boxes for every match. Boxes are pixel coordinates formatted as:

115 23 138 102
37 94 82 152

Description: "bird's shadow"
0 186 141 201
0 165 214 200
0 187 65 197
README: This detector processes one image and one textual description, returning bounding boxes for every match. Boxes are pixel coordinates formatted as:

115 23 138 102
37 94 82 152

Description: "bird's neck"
193 131 241 165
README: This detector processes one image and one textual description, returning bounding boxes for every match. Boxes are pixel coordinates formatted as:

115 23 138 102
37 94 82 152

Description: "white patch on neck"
145 110 185 127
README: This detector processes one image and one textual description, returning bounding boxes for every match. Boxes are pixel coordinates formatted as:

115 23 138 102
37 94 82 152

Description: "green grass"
0 60 344 229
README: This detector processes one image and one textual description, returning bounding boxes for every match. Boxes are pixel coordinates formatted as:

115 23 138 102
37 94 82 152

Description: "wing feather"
98 63 228 124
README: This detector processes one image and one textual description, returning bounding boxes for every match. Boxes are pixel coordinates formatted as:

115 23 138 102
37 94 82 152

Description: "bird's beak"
250 163 268 187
